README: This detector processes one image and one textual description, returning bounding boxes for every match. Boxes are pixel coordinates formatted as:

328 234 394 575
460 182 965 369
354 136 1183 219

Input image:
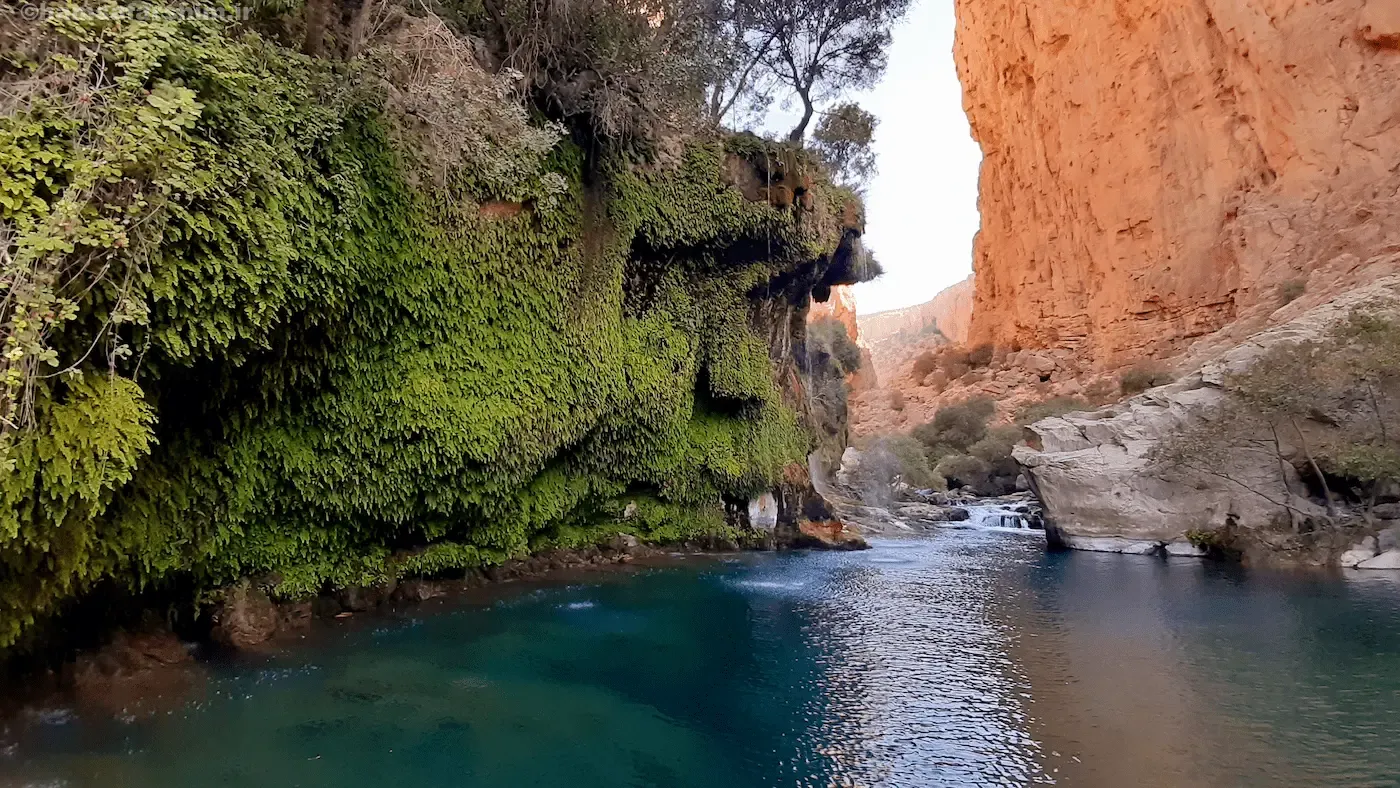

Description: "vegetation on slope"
0 1 874 653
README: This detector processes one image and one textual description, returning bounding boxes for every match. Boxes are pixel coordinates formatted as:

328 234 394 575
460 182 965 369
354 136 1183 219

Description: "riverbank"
0 524 869 717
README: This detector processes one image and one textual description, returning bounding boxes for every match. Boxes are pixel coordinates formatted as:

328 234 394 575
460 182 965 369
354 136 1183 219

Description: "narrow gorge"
4 1 1400 786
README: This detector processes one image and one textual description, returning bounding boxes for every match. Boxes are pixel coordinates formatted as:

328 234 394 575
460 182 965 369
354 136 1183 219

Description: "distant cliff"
955 0 1400 369
849 276 978 435
858 275 974 381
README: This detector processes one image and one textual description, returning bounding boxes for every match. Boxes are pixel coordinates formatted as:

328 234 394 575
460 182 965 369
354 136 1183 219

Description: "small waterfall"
965 504 1033 530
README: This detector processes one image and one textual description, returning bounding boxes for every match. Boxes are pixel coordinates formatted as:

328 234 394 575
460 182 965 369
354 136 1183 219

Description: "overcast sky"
759 0 982 316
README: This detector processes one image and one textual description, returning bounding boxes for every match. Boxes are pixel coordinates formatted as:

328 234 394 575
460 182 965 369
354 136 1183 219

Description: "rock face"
850 276 996 435
1015 278 1400 562
809 284 860 344
809 284 876 391
954 0 1400 368
859 275 975 350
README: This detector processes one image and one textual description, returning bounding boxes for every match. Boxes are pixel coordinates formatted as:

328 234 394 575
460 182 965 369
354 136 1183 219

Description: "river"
4 526 1399 787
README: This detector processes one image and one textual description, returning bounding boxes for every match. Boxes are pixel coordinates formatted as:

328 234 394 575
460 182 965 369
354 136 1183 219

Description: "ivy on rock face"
0 6 861 651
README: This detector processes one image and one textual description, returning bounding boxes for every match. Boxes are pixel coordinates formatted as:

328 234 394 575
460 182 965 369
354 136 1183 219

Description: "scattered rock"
1371 503 1400 520
893 503 971 522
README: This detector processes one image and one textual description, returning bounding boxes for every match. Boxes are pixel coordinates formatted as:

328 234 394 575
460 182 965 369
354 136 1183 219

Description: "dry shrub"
888 389 905 411
911 351 939 379
1278 278 1307 306
967 342 994 368
1120 362 1174 395
368 10 565 193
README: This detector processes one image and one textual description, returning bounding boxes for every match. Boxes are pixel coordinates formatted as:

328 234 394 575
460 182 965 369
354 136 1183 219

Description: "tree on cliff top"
811 102 877 189
756 0 911 141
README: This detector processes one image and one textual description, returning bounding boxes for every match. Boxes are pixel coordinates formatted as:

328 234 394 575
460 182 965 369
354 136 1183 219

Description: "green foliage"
969 424 1023 465
934 453 990 491
0 374 155 648
851 433 945 499
912 395 995 461
0 7 856 651
812 102 877 189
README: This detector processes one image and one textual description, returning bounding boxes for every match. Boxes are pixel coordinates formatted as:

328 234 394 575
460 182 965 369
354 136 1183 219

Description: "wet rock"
608 533 641 552
795 520 871 551
1340 537 1379 568
894 503 970 522
1357 549 1400 570
72 629 191 686
1164 541 1206 558
211 581 281 649
279 601 314 630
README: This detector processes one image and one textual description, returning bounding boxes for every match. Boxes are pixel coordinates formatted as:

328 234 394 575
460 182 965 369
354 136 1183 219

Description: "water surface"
5 528 1400 787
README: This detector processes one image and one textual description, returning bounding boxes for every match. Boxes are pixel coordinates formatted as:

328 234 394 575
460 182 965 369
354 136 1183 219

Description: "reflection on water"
5 529 1400 787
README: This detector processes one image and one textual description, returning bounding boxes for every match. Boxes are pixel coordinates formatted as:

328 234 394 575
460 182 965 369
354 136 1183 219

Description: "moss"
0 9 857 651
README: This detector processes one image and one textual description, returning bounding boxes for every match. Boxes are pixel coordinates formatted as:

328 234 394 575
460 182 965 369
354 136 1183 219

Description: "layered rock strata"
954 0 1400 368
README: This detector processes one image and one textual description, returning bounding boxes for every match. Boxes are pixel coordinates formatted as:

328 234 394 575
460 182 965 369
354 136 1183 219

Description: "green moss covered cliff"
0 3 872 652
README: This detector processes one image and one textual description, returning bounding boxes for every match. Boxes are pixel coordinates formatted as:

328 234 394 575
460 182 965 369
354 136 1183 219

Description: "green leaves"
0 3 860 652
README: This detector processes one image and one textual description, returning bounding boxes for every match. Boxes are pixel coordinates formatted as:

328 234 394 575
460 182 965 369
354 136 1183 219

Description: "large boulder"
1015 279 1399 559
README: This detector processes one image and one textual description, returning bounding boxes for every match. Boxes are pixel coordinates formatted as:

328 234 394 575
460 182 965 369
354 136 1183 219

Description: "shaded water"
5 529 1400 787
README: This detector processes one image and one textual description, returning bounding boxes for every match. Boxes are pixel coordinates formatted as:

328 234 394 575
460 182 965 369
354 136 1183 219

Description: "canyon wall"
809 285 862 343
859 275 975 347
954 0 1400 369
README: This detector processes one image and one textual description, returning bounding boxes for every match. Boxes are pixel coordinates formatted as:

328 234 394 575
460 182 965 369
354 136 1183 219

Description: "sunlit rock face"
954 0 1400 368
809 284 861 343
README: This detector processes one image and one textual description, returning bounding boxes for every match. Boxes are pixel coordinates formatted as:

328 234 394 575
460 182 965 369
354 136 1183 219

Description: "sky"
759 0 983 316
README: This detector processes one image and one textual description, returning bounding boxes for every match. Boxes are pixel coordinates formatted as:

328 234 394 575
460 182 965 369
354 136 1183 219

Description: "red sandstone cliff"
954 0 1400 369
809 285 861 342
857 275 974 385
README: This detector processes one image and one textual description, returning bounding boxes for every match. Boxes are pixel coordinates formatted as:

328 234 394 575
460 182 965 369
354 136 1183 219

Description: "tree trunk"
788 91 814 142
347 0 377 60
303 0 331 57
1269 424 1301 532
1289 417 1337 517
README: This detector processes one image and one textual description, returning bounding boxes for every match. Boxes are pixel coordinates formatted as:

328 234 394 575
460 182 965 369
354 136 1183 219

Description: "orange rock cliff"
954 0 1400 368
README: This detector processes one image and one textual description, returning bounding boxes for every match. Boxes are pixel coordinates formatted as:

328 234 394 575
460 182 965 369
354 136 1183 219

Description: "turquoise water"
5 528 1400 787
